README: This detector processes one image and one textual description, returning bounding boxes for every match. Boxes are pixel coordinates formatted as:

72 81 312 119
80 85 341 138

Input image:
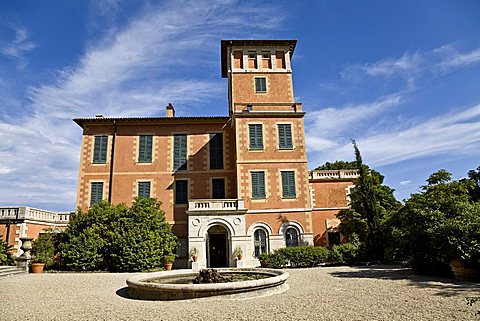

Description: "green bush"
328 246 344 263
262 246 330 268
0 236 14 266
61 198 177 272
32 230 59 269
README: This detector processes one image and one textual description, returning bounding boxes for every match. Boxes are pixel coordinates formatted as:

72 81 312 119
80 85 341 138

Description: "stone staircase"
0 266 25 279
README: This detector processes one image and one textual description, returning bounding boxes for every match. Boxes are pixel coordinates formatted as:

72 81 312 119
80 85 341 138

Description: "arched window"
285 227 299 247
254 229 268 257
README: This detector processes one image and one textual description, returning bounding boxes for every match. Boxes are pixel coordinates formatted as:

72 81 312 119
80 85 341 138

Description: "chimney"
166 103 175 118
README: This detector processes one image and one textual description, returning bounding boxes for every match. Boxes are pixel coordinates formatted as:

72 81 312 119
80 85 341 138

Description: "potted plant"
163 253 176 271
257 252 269 267
31 232 56 273
189 248 199 262
233 247 243 261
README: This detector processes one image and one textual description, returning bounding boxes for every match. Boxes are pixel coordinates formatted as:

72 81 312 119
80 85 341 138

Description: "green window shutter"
212 178 225 199
138 135 153 163
138 181 151 198
251 171 266 199
249 124 263 149
209 133 223 170
90 182 104 206
93 136 108 163
281 171 296 198
175 180 188 204
278 124 293 149
173 134 187 171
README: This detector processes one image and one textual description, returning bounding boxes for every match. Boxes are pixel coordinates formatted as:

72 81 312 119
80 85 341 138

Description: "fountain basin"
126 268 289 300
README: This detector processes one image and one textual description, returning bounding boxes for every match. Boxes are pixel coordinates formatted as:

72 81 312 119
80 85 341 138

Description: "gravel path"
1 265 479 320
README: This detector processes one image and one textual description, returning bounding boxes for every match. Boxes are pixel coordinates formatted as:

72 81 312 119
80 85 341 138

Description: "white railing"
309 169 360 180
0 206 71 224
188 199 245 212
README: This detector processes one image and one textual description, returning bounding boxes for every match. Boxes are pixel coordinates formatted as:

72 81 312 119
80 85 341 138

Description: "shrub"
61 198 177 272
0 236 14 266
32 230 60 269
328 246 344 263
261 246 330 268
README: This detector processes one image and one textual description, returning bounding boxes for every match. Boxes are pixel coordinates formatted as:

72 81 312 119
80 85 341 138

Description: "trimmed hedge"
259 241 361 268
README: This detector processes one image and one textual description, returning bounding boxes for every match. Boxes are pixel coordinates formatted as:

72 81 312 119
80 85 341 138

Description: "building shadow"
328 265 480 298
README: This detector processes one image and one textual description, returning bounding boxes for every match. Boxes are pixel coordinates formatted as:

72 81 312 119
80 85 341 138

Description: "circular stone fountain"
126 268 289 300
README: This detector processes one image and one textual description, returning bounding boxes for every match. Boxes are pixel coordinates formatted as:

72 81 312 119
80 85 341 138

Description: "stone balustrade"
0 206 71 224
309 169 360 180
188 199 245 212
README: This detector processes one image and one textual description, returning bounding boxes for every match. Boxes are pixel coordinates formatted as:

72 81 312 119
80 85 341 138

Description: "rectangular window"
90 182 104 206
251 171 266 199
255 77 267 93
138 135 153 163
138 181 151 198
278 124 293 149
93 135 108 163
249 124 263 150
173 134 187 171
281 171 296 199
209 133 223 170
212 178 225 199
175 180 188 204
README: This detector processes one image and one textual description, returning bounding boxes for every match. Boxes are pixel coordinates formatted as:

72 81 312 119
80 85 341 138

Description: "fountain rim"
126 267 289 296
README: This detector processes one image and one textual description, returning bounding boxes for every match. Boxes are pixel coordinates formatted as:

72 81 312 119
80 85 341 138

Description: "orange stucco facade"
74 40 358 268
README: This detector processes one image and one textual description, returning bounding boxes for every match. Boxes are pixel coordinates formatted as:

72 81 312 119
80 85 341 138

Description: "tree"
0 236 14 266
392 169 480 276
61 198 177 272
315 160 357 170
466 164 480 202
336 140 400 261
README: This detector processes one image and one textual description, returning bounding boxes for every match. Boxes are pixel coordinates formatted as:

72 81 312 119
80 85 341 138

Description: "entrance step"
0 266 26 279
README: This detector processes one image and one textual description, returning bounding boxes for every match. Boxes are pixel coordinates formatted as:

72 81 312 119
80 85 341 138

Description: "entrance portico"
186 199 251 268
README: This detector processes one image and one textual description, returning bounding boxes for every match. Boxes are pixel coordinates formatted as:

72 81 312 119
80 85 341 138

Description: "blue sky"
1 0 479 212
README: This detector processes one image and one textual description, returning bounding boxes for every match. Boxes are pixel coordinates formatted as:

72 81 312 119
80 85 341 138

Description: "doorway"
207 225 229 267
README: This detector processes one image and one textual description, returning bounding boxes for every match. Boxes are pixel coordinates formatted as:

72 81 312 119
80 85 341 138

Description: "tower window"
278 124 293 149
249 124 263 150
261 51 271 69
255 77 267 93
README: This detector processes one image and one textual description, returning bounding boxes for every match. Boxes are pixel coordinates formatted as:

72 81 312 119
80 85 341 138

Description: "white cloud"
0 0 285 211
305 94 402 152
399 180 411 186
0 23 36 68
309 103 480 168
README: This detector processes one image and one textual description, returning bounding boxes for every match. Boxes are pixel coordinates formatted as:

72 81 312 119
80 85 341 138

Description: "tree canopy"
61 198 177 272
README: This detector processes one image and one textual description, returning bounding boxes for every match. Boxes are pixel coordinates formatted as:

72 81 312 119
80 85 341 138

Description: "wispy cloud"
0 23 36 68
308 103 480 167
0 0 286 210
305 94 402 152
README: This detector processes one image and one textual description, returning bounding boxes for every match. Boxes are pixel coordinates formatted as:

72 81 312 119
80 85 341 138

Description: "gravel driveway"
1 265 479 320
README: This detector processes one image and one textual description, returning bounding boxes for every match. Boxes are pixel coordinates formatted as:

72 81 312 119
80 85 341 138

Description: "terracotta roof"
220 40 297 78
73 116 231 128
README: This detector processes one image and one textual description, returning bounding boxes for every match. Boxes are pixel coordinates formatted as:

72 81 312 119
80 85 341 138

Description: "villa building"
73 40 359 268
